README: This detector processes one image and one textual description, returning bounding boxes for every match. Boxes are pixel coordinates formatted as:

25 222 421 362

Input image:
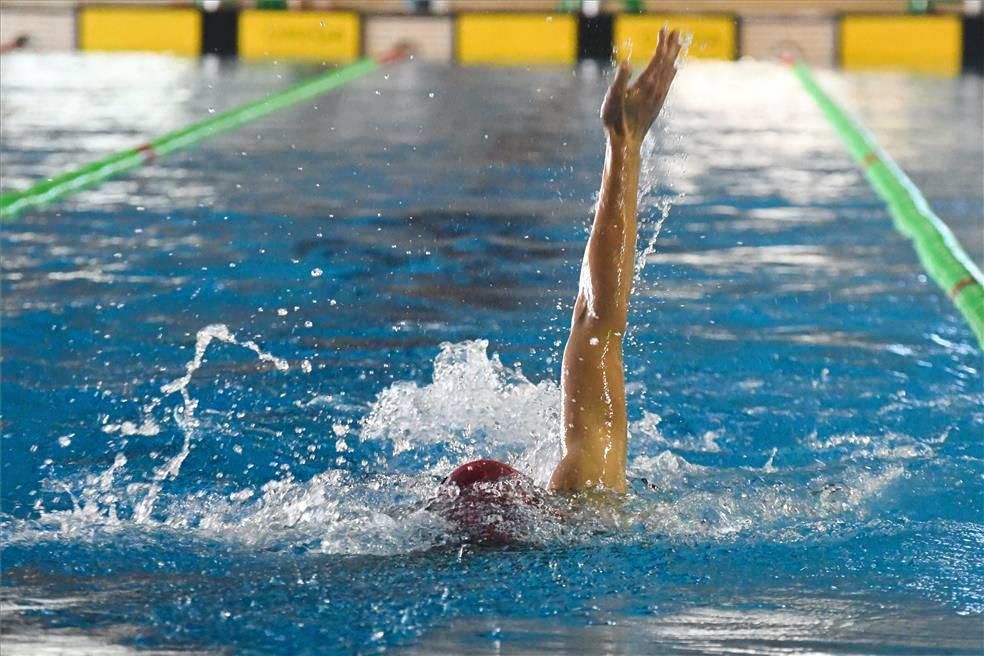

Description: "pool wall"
1 1 982 74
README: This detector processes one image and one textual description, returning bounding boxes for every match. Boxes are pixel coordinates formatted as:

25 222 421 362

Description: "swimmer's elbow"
571 293 591 325
571 296 625 335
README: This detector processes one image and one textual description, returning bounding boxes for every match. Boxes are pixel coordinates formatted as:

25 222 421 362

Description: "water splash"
630 410 722 453
634 130 685 283
55 452 129 533
361 340 562 486
24 324 290 532
160 323 289 400
628 450 906 540
634 194 675 283
7 336 917 555
134 324 289 523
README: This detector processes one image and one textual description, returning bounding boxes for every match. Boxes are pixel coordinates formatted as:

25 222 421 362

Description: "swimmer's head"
430 459 537 545
442 459 521 490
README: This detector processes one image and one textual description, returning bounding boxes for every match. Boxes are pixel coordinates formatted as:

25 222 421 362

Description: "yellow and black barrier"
840 15 963 76
615 14 737 62
74 5 976 74
457 13 578 65
238 10 360 62
79 6 202 56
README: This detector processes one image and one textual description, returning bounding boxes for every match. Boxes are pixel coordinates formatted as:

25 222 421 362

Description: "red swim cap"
433 459 536 545
443 459 521 489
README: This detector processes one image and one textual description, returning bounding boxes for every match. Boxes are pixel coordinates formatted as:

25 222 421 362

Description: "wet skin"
550 28 682 494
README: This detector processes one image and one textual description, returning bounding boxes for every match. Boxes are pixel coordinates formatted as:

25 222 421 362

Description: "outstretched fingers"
666 30 682 66
642 30 680 107
641 28 680 86
602 28 681 140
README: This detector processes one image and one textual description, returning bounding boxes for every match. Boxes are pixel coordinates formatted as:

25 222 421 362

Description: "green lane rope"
0 57 381 222
791 60 984 349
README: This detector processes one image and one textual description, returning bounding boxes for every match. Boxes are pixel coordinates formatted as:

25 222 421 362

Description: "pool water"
1 53 982 654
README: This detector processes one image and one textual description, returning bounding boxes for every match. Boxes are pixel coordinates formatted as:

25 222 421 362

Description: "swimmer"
440 29 682 511
0 35 29 54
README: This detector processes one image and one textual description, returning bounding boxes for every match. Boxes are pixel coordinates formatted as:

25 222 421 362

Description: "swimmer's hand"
601 27 681 149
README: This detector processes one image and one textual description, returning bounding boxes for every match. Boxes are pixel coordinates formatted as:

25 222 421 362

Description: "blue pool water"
1 53 982 654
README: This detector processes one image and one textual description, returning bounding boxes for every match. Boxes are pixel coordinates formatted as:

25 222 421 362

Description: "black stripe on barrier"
575 12 740 63
578 13 615 62
202 7 238 57
963 15 983 73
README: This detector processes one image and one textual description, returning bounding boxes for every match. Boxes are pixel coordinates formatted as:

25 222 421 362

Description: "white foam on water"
186 470 454 555
101 418 160 437
6 332 919 555
630 410 724 453
360 339 562 487
807 431 936 461
12 324 290 537
628 450 907 540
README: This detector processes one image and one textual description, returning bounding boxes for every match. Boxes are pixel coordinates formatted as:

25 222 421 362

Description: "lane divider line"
861 151 880 169
950 275 977 300
136 143 157 162
0 49 407 222
789 60 984 349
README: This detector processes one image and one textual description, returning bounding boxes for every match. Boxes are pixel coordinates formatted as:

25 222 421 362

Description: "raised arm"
550 29 681 494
